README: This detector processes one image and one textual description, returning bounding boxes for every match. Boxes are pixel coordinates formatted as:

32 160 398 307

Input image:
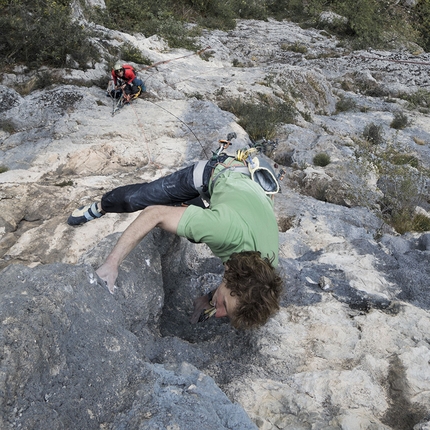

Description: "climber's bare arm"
96 206 186 293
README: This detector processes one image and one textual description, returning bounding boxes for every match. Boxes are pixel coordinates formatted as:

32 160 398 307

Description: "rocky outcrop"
1 17 430 430
0 233 256 430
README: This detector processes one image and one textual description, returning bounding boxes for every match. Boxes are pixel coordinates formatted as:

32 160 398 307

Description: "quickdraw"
198 290 216 323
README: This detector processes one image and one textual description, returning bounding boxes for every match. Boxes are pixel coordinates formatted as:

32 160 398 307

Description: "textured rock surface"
1 16 430 430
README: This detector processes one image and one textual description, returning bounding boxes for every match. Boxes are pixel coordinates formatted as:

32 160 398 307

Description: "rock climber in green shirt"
68 146 283 329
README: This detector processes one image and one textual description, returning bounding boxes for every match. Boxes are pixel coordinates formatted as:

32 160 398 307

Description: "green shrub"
388 206 430 234
357 81 389 98
412 213 430 232
158 16 200 50
336 96 357 113
400 89 430 113
54 180 74 187
390 154 419 168
188 92 204 100
100 0 238 43
232 59 245 67
91 75 112 91
390 111 409 130
314 182 329 202
219 96 296 141
313 152 331 167
121 43 152 65
413 0 430 52
0 120 17 134
231 0 268 19
0 165 9 173
34 71 59 90
1 0 427 72
0 0 99 68
378 168 426 234
363 123 384 145
356 126 429 234
281 42 308 54
336 0 387 48
266 0 421 50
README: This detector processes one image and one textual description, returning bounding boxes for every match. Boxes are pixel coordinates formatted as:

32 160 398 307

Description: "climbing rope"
137 46 212 73
350 54 430 66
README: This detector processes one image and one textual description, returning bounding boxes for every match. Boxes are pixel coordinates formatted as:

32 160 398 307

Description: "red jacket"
112 64 136 86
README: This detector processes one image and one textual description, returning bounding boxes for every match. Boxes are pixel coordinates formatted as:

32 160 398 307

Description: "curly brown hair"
224 251 283 329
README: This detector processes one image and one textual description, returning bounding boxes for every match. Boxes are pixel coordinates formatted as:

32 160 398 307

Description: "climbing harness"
193 133 282 201
109 84 142 116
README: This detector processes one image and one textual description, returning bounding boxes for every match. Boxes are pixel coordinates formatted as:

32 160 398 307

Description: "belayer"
68 137 283 330
108 62 146 103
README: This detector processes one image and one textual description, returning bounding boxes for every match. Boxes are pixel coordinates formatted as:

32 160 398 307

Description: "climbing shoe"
67 202 103 226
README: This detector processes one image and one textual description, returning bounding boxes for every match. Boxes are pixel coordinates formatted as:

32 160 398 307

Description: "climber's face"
212 280 238 319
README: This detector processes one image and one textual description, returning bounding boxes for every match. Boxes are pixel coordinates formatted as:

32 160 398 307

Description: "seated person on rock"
109 62 145 102
68 144 283 329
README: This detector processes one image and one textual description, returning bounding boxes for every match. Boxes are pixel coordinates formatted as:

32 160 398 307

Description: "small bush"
389 209 415 234
219 96 296 141
121 43 152 65
358 81 389 98
34 72 58 90
336 96 357 113
357 124 429 235
232 0 268 20
232 59 245 67
313 152 331 167
412 213 430 232
413 0 430 52
400 89 430 113
0 120 17 134
188 92 204 100
301 111 312 122
200 50 214 61
390 154 419 168
314 182 329 202
92 75 112 91
378 170 426 234
363 123 384 145
0 165 9 173
159 17 200 50
54 180 74 187
0 0 99 69
281 42 307 54
390 111 409 130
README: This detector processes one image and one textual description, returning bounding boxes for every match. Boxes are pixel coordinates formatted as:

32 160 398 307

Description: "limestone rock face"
0 249 256 430
1 16 430 430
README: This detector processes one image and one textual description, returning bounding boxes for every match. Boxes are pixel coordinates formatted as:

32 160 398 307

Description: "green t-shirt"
176 160 279 266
